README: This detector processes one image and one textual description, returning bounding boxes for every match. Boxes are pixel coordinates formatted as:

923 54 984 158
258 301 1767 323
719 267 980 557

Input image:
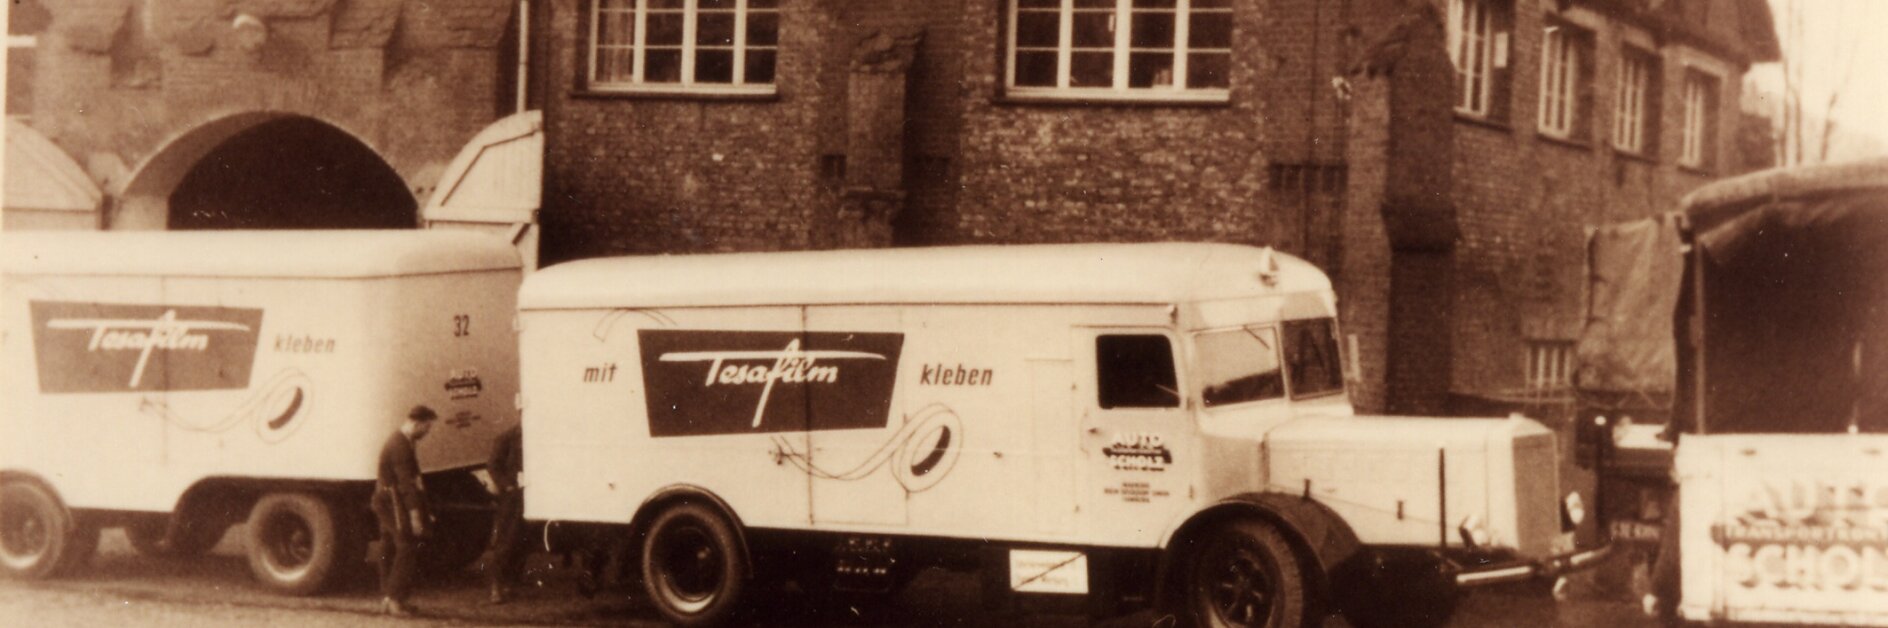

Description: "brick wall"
31 0 512 205
1427 0 1741 404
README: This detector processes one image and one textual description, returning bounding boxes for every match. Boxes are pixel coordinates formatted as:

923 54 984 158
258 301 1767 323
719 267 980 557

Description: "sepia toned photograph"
2 1 1885 627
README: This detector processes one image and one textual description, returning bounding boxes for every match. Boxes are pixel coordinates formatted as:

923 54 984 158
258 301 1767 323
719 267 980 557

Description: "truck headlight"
1457 514 1491 549
1563 491 1587 529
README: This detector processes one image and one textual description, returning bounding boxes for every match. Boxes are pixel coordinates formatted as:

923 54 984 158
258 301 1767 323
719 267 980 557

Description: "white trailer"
517 243 1608 627
0 230 521 594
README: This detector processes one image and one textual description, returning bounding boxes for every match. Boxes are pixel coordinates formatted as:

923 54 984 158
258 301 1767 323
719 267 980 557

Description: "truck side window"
1096 334 1180 409
1282 318 1344 398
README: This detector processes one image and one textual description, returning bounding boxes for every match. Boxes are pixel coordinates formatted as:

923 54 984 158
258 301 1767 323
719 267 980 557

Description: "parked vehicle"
517 243 1608 627
0 231 521 594
1578 157 1888 625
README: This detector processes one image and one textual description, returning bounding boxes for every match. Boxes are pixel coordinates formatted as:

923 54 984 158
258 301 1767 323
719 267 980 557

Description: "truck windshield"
1195 325 1285 408
1282 318 1344 399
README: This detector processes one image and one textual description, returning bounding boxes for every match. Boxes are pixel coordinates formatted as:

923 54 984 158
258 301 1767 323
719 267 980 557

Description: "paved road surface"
0 528 1658 627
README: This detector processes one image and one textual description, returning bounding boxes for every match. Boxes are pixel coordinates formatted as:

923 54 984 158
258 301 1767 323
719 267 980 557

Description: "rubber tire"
641 502 749 627
0 481 85 579
244 493 352 596
1183 519 1309 628
126 518 224 558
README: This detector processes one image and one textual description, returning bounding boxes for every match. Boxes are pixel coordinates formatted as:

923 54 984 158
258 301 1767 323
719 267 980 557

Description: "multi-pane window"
1537 25 1579 138
1526 340 1575 392
1680 71 1718 169
7 0 48 118
1612 49 1653 153
1007 0 1233 101
588 0 780 93
1447 0 1497 116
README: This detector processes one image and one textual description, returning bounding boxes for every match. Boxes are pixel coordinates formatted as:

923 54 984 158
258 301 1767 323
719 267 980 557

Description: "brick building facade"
538 0 1776 413
10 0 1776 415
12 0 532 230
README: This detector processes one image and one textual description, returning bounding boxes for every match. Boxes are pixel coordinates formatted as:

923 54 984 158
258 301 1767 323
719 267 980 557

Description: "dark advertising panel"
638 329 903 437
30 301 264 394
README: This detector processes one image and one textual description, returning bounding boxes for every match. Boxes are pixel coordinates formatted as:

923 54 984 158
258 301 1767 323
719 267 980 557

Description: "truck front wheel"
244 493 359 595
642 502 749 627
1184 519 1309 628
0 481 92 579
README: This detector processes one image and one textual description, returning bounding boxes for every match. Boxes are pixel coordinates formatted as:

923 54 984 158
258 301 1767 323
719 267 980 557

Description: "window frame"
1679 69 1719 170
1447 0 1500 117
1536 24 1582 139
1095 333 1185 411
1191 324 1287 411
585 0 780 96
1612 47 1655 155
1003 0 1233 104
1525 339 1575 392
1280 318 1345 401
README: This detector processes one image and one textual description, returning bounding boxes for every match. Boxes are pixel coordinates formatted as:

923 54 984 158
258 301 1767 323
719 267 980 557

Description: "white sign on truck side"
516 243 1609 628
0 230 521 594
1677 435 1888 625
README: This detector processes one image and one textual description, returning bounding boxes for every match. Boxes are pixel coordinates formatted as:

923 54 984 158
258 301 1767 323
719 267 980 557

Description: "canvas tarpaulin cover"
1577 217 1683 399
1679 188 1888 434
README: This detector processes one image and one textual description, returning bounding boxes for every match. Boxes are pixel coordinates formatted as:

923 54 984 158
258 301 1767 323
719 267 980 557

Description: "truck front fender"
1157 492 1363 609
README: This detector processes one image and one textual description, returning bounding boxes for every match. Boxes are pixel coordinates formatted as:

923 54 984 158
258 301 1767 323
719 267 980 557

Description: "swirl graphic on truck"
770 404 966 493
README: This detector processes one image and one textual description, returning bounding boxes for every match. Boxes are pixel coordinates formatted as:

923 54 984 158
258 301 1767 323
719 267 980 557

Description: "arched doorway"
113 113 417 230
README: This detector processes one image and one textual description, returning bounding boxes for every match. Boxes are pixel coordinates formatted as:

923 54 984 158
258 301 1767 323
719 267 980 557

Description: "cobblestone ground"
0 529 1658 627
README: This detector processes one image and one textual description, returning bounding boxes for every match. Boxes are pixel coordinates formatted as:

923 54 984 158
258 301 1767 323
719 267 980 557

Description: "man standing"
373 405 436 616
485 421 525 604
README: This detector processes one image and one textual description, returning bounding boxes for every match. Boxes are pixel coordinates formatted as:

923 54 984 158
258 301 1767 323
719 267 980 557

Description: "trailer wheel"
1184 519 1308 628
127 519 224 558
0 481 86 579
642 502 748 627
244 493 352 595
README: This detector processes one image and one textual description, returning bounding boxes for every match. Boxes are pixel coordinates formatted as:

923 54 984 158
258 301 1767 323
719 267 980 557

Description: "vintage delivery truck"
0 230 521 594
516 243 1609 627
1576 157 1888 625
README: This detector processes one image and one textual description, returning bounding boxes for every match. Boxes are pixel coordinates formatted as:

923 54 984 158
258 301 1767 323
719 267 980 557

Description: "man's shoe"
382 598 414 617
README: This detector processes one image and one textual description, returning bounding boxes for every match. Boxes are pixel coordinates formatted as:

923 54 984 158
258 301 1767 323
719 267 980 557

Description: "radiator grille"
1513 432 1561 557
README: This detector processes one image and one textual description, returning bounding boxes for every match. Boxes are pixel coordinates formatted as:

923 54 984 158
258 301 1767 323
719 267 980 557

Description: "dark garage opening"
168 118 417 230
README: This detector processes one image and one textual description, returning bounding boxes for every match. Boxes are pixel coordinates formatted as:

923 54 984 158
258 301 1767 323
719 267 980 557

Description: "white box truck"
516 243 1608 627
0 230 521 594
1576 158 1888 625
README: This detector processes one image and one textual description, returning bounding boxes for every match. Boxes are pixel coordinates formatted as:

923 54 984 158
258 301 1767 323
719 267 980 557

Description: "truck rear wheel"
1184 519 1308 628
0 481 90 579
244 493 357 595
642 502 748 627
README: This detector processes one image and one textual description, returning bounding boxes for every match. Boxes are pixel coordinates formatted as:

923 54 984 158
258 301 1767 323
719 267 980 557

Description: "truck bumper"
1453 543 1614 587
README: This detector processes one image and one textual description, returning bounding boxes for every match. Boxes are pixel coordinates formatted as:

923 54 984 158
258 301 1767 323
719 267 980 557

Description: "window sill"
1610 148 1658 165
1536 132 1593 152
1453 112 1512 133
571 86 780 102
997 89 1232 108
1678 163 1716 177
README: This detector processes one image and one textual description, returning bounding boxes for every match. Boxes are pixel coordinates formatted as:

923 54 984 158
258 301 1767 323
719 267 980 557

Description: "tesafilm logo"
31 301 264 393
639 330 904 437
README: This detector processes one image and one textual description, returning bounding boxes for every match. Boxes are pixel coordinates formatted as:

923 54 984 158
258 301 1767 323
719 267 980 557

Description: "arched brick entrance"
112 113 416 230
